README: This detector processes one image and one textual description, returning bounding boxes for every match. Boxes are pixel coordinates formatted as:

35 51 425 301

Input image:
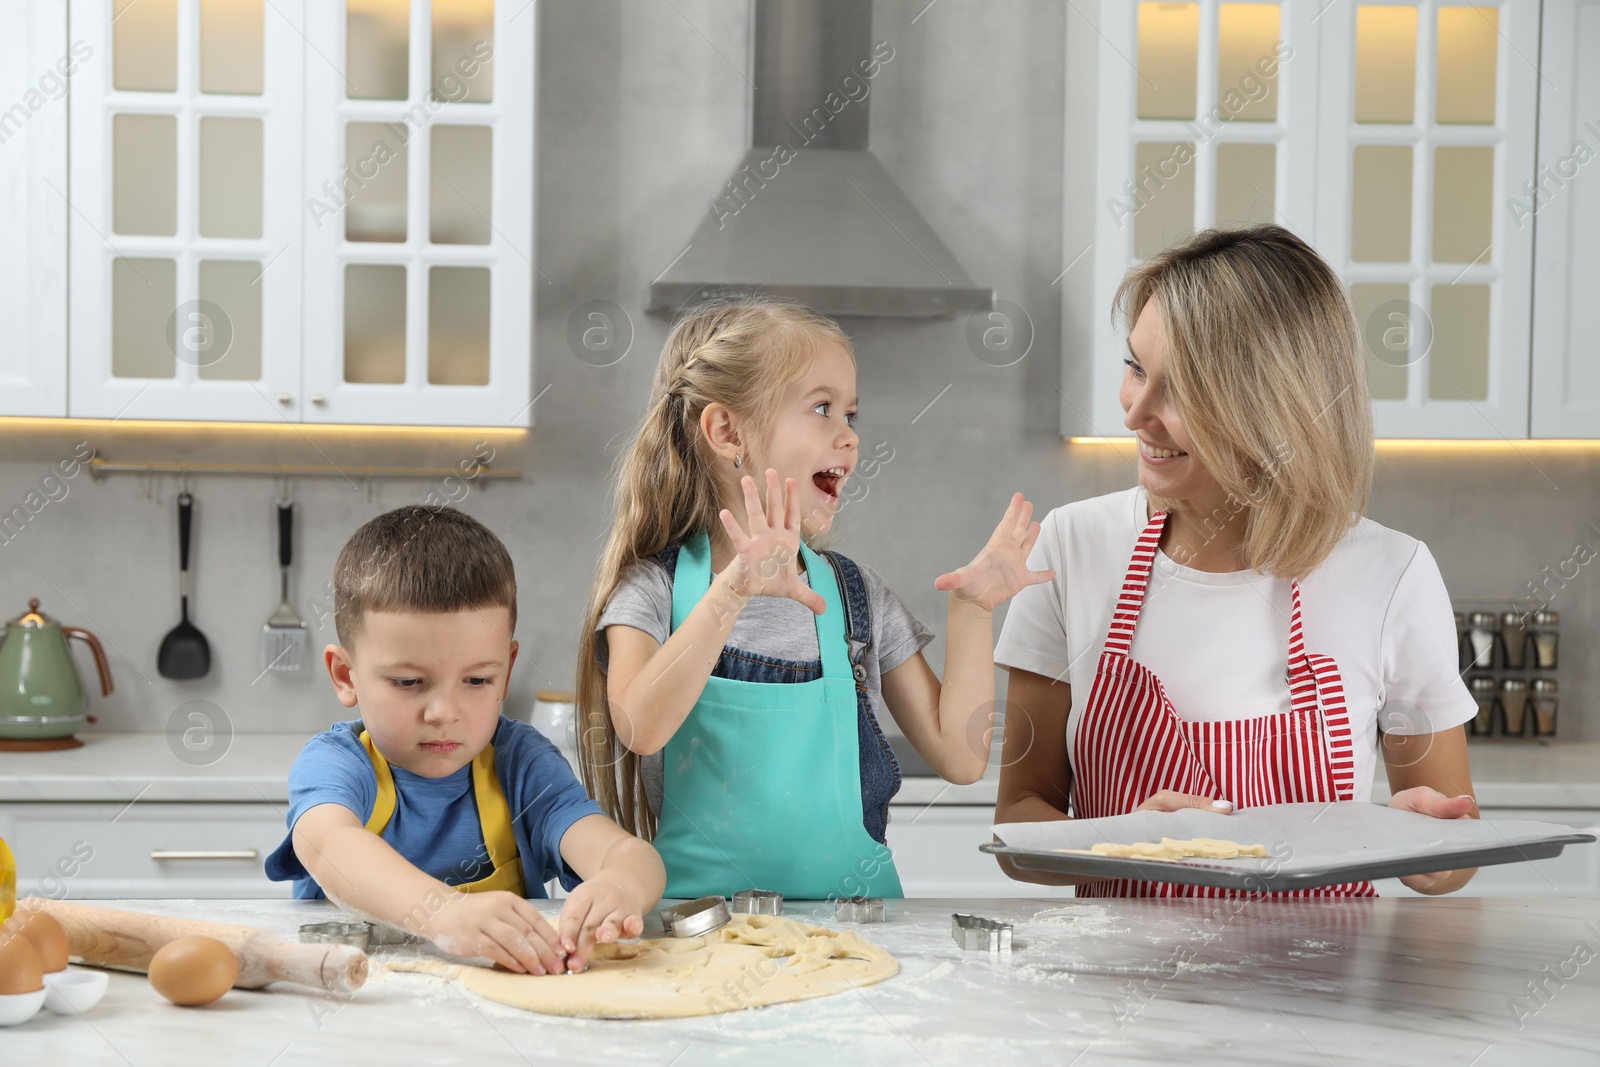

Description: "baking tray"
983 801 1597 891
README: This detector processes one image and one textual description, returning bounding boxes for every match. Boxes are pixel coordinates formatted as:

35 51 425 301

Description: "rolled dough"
1057 837 1270 860
384 914 897 1020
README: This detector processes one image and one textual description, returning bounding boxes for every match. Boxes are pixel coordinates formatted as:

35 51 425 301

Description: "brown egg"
148 936 238 1006
11 909 69 972
0 930 45 994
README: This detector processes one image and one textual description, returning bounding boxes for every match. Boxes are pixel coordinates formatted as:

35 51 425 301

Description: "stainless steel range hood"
647 0 993 319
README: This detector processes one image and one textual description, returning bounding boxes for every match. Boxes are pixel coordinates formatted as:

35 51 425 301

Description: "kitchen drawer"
1373 808 1600 898
0 802 290 900
886 804 1072 898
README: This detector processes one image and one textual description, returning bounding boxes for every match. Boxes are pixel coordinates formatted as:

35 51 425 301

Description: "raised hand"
718 468 827 615
933 492 1055 611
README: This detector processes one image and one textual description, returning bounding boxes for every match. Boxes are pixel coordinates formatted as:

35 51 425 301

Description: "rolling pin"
34 900 368 993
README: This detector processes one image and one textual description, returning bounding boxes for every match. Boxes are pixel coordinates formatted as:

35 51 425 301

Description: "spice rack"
1453 601 1560 741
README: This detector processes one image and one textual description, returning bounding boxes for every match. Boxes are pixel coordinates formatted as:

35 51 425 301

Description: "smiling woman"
994 225 1481 899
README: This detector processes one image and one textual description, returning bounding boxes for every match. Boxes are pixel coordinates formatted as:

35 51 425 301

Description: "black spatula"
157 491 211 680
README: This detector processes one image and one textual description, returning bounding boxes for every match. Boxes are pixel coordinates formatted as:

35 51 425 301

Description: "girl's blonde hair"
576 297 854 837
1114 225 1374 580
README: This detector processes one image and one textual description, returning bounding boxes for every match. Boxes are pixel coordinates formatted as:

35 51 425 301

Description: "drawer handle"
150 850 260 861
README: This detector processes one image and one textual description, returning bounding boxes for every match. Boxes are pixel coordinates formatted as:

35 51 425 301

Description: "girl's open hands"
718 468 827 615
934 492 1055 611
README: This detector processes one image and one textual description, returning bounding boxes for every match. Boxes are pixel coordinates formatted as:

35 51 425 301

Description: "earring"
732 453 743 469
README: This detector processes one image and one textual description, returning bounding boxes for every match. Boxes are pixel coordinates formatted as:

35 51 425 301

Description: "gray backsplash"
0 1 1593 747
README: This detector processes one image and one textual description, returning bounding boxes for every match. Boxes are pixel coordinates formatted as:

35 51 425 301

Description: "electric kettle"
0 597 113 750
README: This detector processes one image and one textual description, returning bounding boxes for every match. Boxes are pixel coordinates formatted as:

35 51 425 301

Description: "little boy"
265 506 664 974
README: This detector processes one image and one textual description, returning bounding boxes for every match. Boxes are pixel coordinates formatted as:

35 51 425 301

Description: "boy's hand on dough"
557 877 646 974
422 890 567 975
934 492 1055 611
718 468 826 615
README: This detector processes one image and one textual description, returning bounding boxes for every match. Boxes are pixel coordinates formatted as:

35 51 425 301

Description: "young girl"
577 298 1050 900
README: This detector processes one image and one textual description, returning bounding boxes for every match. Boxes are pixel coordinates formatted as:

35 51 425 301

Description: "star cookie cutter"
731 889 783 916
834 896 886 923
951 913 1013 952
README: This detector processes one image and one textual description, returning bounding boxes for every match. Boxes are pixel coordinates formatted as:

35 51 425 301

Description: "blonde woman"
577 298 1051 900
994 226 1478 898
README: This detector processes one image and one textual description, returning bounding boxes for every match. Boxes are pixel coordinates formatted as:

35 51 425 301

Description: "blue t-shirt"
264 716 603 900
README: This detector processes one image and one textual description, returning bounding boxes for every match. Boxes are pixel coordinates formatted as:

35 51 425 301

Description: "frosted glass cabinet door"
1080 0 1316 439
68 0 305 422
0 4 69 416
1530 0 1600 439
301 0 533 428
1316 0 1540 439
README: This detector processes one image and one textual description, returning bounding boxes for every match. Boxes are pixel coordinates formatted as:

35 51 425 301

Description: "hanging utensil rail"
85 458 521 480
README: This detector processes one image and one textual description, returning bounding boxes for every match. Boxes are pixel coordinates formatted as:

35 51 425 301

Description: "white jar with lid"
529 690 579 773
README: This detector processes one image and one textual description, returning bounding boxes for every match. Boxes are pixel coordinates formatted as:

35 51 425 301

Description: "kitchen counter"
6 895 1598 1065
3 733 1599 809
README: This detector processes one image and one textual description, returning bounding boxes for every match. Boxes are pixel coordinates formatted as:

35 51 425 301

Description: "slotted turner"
261 498 309 673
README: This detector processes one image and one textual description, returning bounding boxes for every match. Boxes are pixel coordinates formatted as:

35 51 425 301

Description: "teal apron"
655 530 904 900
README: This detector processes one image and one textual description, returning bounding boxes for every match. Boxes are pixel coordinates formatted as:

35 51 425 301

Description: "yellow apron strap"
464 744 526 896
358 729 397 833
357 727 525 896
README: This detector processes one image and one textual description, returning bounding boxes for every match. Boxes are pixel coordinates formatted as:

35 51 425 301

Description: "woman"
994 225 1477 897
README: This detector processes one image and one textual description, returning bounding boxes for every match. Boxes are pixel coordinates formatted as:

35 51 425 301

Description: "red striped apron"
1072 509 1374 899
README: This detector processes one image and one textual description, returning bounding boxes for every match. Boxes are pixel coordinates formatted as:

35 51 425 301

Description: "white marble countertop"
3 733 1597 810
5 895 1598 1065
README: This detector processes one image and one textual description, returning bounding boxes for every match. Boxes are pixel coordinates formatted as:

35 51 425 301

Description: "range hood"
647 0 993 319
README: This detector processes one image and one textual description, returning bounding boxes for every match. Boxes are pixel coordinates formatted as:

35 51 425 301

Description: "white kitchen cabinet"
62 0 534 428
0 1 70 417
67 0 306 423
886 804 1073 898
298 0 534 427
1372 807 1600 897
1319 0 1538 439
0 801 289 899
1067 0 1550 441
1530 0 1600 439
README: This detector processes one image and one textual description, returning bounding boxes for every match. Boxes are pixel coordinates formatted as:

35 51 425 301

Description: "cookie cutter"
951 913 1013 952
659 896 731 938
299 920 424 950
299 921 373 949
731 889 783 916
834 896 885 923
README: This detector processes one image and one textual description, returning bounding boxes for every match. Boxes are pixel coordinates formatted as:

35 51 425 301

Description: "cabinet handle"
150 850 260 861
309 393 326 405
277 392 292 404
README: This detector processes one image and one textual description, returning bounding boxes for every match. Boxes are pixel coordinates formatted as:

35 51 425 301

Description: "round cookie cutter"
730 889 783 916
659 896 731 938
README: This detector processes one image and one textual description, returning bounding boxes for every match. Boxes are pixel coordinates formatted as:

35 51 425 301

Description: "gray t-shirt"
596 554 934 817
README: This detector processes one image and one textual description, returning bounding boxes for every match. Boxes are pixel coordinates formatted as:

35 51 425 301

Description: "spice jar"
1468 676 1499 737
1499 678 1530 738
1464 613 1502 670
1528 611 1559 669
1530 678 1559 738
1499 611 1530 670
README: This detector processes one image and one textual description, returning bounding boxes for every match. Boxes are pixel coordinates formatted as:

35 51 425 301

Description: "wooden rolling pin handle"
36 900 368 993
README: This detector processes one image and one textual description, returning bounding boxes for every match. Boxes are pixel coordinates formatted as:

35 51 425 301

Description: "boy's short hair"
333 506 517 648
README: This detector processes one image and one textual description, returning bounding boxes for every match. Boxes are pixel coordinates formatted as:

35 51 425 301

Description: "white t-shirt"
993 487 1475 804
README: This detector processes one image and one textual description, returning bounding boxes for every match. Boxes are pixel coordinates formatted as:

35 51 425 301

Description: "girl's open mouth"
812 467 846 502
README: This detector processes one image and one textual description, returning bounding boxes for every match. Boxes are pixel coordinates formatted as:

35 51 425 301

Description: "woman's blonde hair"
1114 225 1373 579
575 297 854 836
